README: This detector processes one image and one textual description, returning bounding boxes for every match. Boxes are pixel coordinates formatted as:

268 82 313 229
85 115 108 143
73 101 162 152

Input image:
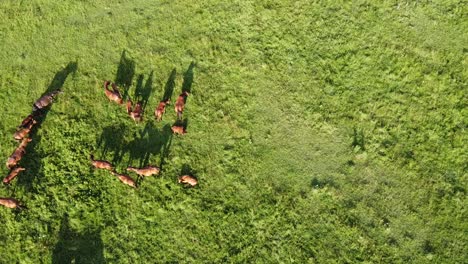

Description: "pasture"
0 0 466 263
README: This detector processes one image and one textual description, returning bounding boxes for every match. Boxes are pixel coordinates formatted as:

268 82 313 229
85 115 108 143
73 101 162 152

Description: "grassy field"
0 0 466 263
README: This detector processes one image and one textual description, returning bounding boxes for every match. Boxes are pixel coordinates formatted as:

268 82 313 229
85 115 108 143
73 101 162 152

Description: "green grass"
0 0 466 263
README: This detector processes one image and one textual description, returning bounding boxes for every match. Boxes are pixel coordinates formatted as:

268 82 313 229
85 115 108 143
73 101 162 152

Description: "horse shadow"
182 62 195 94
115 50 135 101
133 71 154 112
43 61 78 96
159 124 173 170
162 68 176 101
96 123 127 165
96 123 173 171
125 123 173 168
17 63 77 191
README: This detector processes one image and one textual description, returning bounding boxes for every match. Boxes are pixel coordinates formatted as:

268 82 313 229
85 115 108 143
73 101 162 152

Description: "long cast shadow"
42 62 78 96
181 62 195 94
126 122 173 167
17 63 77 191
134 74 144 101
52 214 105 264
96 123 173 169
133 71 154 112
130 74 144 110
96 123 127 165
115 50 135 101
162 68 176 101
159 124 173 170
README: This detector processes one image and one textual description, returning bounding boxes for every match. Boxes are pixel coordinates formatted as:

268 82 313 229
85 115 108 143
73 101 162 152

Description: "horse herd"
0 79 198 210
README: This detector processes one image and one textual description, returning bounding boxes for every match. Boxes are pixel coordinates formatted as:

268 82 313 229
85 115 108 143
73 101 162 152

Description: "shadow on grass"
159 124 173 170
126 123 173 167
135 74 144 100
96 123 127 165
96 123 173 169
182 62 195 94
42 61 78 96
115 50 135 101
52 214 104 264
162 68 176 101
17 62 77 191
133 71 154 112
180 164 198 180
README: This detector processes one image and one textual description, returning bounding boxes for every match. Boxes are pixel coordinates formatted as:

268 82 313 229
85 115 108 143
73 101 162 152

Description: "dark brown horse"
18 114 35 129
33 90 62 111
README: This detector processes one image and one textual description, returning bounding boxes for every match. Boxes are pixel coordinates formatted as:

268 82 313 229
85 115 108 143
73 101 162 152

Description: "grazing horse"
33 90 62 111
174 92 189 119
18 114 35 129
171 124 186 135
111 171 137 188
126 99 143 122
178 175 198 187
155 99 170 121
14 118 37 140
6 138 32 169
104 81 123 104
0 198 23 209
127 166 160 177
90 154 114 171
3 167 25 184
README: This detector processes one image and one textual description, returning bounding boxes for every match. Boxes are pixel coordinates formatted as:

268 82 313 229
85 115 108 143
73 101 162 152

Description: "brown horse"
155 99 170 122
0 198 23 209
178 175 198 187
6 138 32 169
18 114 35 129
111 171 137 188
126 99 143 122
14 118 37 140
171 125 186 135
127 166 160 177
104 81 123 104
90 154 114 171
33 90 62 111
3 167 25 184
174 91 189 119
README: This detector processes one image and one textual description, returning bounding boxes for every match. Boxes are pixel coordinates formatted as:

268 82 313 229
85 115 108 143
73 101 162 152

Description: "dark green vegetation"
0 0 466 263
